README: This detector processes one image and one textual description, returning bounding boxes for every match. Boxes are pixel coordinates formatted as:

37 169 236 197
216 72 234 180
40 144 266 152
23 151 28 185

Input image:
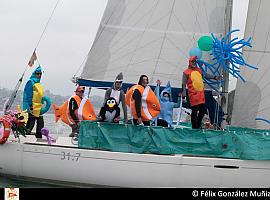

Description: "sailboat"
1 0 270 187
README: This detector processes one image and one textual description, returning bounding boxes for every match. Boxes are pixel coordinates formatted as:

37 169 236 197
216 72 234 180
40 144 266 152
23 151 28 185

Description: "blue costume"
23 66 43 112
23 66 48 138
156 81 181 127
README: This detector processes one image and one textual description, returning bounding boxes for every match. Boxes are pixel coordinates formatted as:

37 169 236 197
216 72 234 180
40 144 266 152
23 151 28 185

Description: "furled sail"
79 0 229 89
231 0 270 129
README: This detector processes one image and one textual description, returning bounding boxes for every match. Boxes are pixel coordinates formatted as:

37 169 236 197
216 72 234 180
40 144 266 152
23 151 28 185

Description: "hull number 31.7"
60 152 81 161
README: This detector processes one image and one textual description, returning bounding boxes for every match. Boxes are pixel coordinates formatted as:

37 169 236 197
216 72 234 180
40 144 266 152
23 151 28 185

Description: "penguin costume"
102 72 128 123
99 97 120 123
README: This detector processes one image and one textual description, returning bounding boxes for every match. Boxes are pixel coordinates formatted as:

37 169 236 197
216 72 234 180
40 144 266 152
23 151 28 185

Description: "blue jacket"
22 66 42 111
157 81 180 125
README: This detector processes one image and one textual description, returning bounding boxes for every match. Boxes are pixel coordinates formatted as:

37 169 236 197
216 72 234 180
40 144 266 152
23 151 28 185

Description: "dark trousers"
69 124 79 137
71 124 79 133
191 103 206 129
133 119 150 126
26 113 44 138
157 119 169 127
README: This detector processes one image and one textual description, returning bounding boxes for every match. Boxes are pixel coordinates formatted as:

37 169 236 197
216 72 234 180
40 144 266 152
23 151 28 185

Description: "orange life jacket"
183 67 205 106
125 85 160 121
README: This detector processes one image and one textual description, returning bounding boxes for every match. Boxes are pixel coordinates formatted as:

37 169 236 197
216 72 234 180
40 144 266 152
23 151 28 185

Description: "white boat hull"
1 135 270 187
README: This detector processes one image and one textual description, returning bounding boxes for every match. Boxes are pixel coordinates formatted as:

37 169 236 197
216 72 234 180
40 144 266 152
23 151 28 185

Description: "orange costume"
182 56 211 129
53 95 96 125
183 67 205 107
125 84 160 121
182 56 218 129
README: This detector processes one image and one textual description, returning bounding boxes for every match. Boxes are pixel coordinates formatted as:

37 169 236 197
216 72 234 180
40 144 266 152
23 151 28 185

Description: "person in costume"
101 72 128 124
156 80 181 127
182 56 221 129
53 86 96 137
99 97 120 123
125 75 160 125
23 66 50 138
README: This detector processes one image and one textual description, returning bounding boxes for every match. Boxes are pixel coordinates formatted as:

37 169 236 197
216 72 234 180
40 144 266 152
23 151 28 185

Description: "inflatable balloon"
210 29 257 82
40 96 51 115
198 36 214 51
255 117 270 124
189 47 202 59
41 127 55 145
195 29 257 94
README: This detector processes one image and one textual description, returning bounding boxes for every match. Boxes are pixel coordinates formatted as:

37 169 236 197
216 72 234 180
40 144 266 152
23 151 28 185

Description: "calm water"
0 113 72 188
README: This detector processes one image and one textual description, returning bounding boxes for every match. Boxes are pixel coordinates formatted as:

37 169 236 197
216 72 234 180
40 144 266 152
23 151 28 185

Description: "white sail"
80 0 229 87
231 0 270 129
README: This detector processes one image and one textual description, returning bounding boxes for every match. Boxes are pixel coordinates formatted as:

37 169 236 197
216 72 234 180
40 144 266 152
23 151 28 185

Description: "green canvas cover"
78 121 270 160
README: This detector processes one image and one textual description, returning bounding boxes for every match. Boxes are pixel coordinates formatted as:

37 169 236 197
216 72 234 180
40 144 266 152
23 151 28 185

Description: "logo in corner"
5 188 19 200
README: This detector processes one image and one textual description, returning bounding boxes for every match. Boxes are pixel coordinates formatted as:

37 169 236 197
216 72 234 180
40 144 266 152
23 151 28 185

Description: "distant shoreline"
0 88 104 114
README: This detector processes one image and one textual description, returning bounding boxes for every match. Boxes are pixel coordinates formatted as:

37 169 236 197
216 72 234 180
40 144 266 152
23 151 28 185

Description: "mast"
221 0 233 128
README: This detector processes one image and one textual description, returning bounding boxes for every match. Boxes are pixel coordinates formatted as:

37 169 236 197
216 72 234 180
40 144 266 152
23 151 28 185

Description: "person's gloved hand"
114 117 120 123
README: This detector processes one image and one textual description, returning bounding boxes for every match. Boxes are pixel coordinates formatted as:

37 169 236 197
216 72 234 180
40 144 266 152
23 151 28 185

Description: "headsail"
79 0 229 89
231 0 270 129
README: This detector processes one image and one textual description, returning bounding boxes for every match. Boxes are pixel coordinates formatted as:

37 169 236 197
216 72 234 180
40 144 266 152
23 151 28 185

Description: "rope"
74 54 88 77
35 0 61 50
74 0 122 78
151 0 176 83
22 0 61 74
213 78 222 130
3 0 61 113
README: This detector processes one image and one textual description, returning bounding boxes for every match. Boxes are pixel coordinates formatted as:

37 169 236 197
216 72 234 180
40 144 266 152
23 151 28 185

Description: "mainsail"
78 0 230 89
231 0 270 129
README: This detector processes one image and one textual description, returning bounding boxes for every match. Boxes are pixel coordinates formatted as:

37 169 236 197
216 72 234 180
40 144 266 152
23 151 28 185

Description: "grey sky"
0 0 248 96
0 0 108 96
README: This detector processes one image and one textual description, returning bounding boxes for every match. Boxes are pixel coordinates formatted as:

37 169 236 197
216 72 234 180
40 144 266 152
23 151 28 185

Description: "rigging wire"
73 0 125 82
151 0 176 83
3 0 61 113
35 0 61 50
24 0 61 76
74 54 88 77
125 0 161 77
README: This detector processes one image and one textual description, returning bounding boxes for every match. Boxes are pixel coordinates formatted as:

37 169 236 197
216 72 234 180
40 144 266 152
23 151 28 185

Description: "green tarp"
78 121 270 160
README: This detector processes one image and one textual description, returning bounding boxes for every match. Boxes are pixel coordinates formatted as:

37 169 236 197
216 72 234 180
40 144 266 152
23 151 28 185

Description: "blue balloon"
210 29 257 82
194 29 257 95
255 117 270 124
40 96 51 115
189 47 202 59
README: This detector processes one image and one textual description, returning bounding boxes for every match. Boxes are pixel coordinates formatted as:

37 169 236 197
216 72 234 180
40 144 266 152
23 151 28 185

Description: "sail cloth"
231 0 270 129
79 0 229 88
